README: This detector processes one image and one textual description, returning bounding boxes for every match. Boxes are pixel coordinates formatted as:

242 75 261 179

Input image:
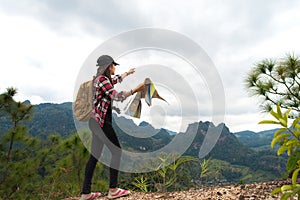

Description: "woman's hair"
97 64 113 84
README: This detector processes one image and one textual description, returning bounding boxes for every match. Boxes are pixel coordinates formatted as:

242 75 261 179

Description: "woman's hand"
122 68 135 80
125 82 145 98
127 68 135 75
133 82 145 93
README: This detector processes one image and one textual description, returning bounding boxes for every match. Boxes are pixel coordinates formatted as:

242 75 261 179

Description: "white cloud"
0 12 98 104
0 0 300 132
225 112 279 133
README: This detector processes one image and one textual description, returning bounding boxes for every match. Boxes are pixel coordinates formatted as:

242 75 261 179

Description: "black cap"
96 55 119 67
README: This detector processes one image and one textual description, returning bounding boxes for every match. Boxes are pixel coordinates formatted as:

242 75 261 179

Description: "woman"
80 55 144 200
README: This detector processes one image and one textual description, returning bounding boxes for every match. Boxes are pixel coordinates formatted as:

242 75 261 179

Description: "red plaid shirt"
92 75 126 127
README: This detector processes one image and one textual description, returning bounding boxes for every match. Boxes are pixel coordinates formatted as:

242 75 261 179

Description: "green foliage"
0 102 77 140
122 152 199 192
0 88 40 199
0 87 293 198
200 158 211 180
150 152 199 192
259 104 300 199
234 129 277 150
131 176 149 192
1 99 288 185
38 133 91 199
245 53 300 117
200 158 279 185
0 88 107 199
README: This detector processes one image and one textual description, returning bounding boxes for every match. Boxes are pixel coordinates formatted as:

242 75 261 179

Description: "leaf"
271 133 291 148
279 118 288 127
271 187 282 195
292 168 300 185
283 108 292 123
270 109 280 120
285 138 297 146
274 128 289 137
292 118 300 128
168 156 198 171
276 103 283 118
280 192 292 200
259 120 280 125
291 185 300 196
287 153 300 172
281 184 293 191
287 148 291 156
157 168 167 178
165 176 176 187
277 145 288 156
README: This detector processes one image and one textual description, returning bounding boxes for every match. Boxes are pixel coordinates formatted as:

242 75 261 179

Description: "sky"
0 0 300 133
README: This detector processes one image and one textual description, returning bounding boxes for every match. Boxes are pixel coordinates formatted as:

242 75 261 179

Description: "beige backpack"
73 80 93 122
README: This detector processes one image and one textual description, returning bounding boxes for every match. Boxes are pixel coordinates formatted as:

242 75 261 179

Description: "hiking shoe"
107 188 130 199
80 192 100 200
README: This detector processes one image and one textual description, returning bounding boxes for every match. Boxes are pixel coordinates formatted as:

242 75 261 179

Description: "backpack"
73 79 93 122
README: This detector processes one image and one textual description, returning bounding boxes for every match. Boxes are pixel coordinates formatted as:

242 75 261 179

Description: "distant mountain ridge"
112 116 285 182
0 101 277 147
234 129 278 151
0 102 285 183
0 102 76 139
0 102 278 146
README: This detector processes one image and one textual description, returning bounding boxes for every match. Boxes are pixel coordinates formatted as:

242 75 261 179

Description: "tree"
0 88 107 199
0 87 17 110
259 104 300 200
0 88 39 199
245 53 300 117
246 53 300 199
0 87 34 162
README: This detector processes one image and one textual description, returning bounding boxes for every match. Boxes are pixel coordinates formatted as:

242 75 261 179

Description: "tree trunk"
7 123 17 162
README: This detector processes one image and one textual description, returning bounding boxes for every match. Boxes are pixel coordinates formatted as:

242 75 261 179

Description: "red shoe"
80 192 100 200
107 188 130 199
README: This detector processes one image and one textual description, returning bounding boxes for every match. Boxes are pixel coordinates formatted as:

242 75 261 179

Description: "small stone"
257 185 263 189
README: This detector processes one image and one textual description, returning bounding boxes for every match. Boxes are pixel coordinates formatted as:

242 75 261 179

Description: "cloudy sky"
0 0 299 133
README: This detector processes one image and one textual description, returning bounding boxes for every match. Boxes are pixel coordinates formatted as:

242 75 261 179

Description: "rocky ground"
64 179 297 200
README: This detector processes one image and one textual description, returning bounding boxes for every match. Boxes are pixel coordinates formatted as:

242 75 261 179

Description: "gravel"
64 179 298 200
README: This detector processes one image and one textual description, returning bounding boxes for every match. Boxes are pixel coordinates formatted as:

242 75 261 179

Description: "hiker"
80 55 145 200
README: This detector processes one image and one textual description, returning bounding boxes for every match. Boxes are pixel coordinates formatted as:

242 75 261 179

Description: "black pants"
81 118 121 194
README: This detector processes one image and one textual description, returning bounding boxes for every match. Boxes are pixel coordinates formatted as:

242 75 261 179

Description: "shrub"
259 104 300 199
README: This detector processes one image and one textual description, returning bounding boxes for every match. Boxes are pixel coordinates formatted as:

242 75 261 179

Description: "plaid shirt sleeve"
98 76 126 102
112 74 123 85
93 75 126 127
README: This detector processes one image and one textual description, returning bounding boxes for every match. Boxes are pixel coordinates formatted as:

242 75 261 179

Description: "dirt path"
64 179 296 200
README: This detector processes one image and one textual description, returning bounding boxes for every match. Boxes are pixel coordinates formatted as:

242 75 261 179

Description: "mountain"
0 102 76 139
30 102 77 139
162 128 177 136
0 102 287 183
112 116 286 182
234 129 278 151
113 116 173 152
182 122 285 182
